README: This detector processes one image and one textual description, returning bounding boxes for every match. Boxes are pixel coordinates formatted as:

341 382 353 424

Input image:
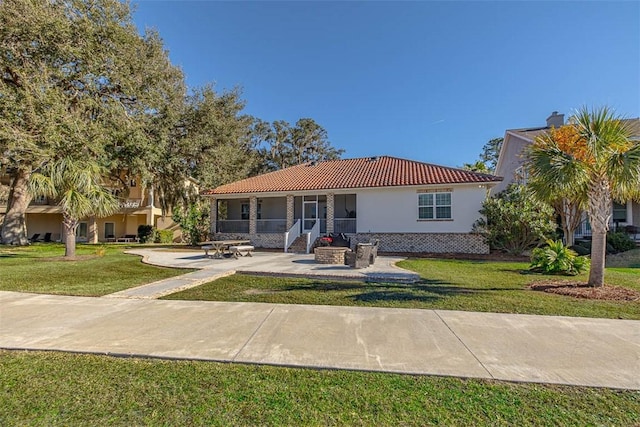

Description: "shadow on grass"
0 253 32 259
275 278 499 305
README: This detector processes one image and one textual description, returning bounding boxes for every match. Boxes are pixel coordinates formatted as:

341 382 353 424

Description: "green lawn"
1 350 638 426
164 259 640 319
0 243 189 296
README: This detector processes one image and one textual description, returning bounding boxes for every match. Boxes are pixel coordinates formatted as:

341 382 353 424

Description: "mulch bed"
529 281 640 302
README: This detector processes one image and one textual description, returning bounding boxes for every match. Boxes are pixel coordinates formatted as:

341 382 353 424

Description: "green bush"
607 231 636 254
172 202 210 245
137 225 155 244
569 244 590 256
530 239 590 275
154 229 174 244
473 184 557 255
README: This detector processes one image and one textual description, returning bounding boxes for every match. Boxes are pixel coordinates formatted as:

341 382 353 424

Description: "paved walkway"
106 249 419 299
2 290 639 390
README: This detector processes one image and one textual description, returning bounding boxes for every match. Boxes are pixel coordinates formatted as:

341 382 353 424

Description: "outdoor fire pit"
314 246 352 264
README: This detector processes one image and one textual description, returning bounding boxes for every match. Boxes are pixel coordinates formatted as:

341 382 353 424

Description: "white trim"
204 181 499 200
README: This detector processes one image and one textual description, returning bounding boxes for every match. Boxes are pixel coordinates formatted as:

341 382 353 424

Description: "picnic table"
201 240 251 259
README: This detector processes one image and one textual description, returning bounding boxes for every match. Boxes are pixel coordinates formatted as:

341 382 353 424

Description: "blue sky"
133 1 640 168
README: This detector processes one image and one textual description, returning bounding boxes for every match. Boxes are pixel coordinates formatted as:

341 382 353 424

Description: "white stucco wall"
355 185 488 233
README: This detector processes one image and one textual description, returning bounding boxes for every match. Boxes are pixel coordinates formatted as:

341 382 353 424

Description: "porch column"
88 216 98 244
326 193 334 234
145 210 153 226
209 198 217 235
249 196 257 235
286 195 294 230
627 201 633 225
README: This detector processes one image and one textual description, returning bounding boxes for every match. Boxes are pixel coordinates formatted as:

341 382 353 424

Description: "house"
494 112 640 238
202 156 502 254
0 174 180 243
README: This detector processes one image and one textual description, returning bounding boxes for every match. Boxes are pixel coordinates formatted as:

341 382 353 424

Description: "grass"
1 350 639 426
0 243 189 296
164 259 640 319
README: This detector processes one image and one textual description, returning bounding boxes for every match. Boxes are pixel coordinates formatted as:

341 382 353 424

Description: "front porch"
210 194 357 252
573 200 640 243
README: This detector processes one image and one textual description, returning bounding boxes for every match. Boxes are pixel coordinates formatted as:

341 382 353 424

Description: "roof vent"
368 156 379 162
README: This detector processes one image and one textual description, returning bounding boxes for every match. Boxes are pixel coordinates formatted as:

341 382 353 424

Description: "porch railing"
119 198 143 209
284 219 301 253
334 218 356 234
217 220 250 234
257 219 287 233
306 220 320 254
574 220 591 239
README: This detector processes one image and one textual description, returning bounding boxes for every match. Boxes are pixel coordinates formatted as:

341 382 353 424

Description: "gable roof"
203 156 502 196
507 118 640 143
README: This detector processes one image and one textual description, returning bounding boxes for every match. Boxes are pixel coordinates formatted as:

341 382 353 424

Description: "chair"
329 233 351 248
43 232 52 242
624 225 639 240
345 243 373 269
369 239 379 264
29 233 40 243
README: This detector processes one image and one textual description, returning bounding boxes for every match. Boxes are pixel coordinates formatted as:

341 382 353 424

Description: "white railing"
306 220 320 254
284 219 301 253
119 199 142 209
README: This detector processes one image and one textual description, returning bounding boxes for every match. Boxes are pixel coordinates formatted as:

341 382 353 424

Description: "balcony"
119 198 143 209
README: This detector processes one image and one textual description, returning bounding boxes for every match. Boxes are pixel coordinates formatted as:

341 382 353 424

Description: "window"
104 222 115 239
613 202 627 223
240 203 261 220
76 222 88 241
418 192 451 220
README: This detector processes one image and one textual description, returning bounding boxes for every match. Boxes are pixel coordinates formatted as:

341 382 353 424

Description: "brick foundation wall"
215 232 488 254
350 232 489 254
214 233 284 249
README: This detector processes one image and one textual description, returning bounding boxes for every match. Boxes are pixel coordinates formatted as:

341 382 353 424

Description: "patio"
112 248 419 299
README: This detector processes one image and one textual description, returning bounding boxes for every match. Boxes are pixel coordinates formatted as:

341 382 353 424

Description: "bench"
229 245 254 258
201 245 214 258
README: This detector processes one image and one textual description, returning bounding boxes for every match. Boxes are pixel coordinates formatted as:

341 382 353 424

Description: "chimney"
546 111 564 128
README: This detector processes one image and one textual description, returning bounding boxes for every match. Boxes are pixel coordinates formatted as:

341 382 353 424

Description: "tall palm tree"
29 158 120 258
528 107 640 287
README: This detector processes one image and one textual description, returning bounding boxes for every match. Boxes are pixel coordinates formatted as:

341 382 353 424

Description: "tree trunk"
589 230 607 287
62 213 78 258
0 169 32 245
587 179 611 287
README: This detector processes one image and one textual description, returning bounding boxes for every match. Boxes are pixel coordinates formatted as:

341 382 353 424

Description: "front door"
303 199 317 232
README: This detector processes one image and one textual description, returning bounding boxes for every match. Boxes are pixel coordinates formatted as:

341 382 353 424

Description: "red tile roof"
203 156 502 195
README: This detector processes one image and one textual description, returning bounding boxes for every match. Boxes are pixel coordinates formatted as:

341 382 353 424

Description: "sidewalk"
2 290 639 390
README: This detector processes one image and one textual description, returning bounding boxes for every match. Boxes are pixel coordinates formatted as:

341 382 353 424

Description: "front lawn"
0 244 189 296
164 259 640 319
1 350 638 426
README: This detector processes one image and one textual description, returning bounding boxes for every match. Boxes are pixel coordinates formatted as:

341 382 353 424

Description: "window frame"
417 191 452 220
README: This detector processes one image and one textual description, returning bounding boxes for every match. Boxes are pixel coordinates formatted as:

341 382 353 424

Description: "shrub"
154 229 174 244
569 244 590 256
173 202 210 245
473 184 557 255
530 239 590 275
137 225 155 243
607 231 636 254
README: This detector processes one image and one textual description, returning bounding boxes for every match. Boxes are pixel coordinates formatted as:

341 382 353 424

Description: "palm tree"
527 107 640 287
29 158 120 258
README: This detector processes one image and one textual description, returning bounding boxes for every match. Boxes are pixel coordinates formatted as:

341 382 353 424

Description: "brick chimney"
546 111 564 128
